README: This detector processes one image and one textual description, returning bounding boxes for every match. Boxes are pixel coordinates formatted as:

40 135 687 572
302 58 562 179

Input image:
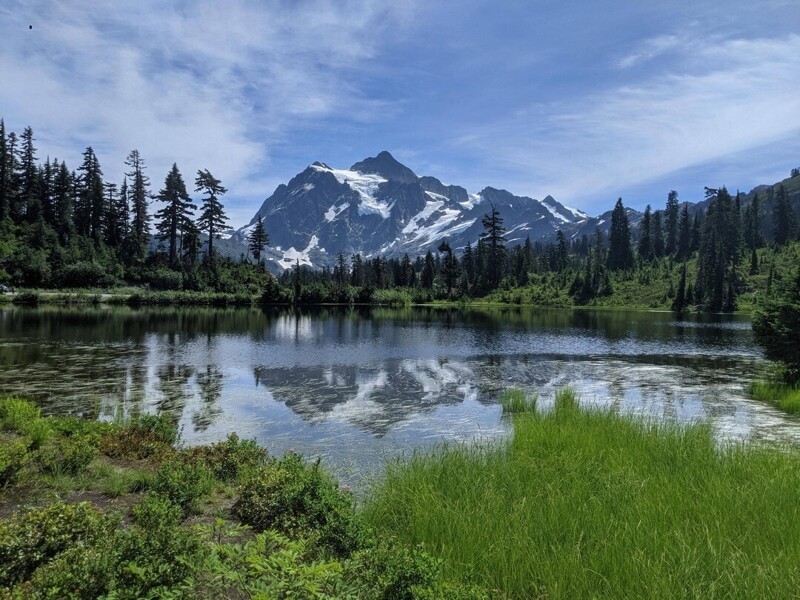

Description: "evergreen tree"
5 132 19 222
480 204 506 290
53 161 73 244
773 185 796 245
753 265 800 383
421 250 436 289
194 169 228 263
638 204 653 261
155 163 195 266
652 210 665 258
17 126 39 223
126 149 151 262
695 187 738 312
462 241 475 286
76 147 104 241
350 254 365 286
676 203 691 260
664 190 679 255
438 240 459 297
247 215 270 265
671 263 687 312
690 211 702 253
555 230 569 271
606 198 634 270
103 181 122 247
0 120 10 222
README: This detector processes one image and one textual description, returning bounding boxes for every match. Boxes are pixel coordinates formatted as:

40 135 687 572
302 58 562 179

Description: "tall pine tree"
194 169 228 263
606 198 634 270
154 163 195 266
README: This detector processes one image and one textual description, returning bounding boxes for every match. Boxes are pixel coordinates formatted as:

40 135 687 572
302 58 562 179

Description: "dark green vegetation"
1 120 799 310
365 389 800 598
0 397 489 599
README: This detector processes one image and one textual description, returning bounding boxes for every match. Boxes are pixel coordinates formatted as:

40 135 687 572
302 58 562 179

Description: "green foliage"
499 388 538 414
183 433 267 482
36 435 97 476
11 291 40 305
233 453 364 557
99 413 178 460
753 269 800 383
0 398 41 432
0 502 118 587
347 538 442 600
152 457 214 512
0 441 29 487
750 379 800 414
181 528 355 599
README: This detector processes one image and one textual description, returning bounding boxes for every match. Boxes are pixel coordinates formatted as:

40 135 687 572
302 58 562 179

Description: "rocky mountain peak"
350 151 418 184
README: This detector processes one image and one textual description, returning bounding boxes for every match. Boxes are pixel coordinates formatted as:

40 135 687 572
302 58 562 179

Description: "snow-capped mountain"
232 151 592 270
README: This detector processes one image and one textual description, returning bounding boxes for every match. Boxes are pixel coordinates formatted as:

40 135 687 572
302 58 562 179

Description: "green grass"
499 388 539 414
365 388 800 598
750 380 800 414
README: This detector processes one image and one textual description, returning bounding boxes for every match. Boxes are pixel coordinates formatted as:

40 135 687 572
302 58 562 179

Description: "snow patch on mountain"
324 202 350 222
275 235 323 270
401 193 475 245
460 193 482 210
310 163 392 218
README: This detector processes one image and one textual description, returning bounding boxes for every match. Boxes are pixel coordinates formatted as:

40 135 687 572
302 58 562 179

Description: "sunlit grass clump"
365 388 800 598
499 388 539 414
750 380 800 414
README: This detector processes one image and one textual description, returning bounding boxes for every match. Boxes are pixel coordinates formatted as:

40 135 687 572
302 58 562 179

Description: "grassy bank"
750 379 800 414
365 389 800 598
0 397 488 599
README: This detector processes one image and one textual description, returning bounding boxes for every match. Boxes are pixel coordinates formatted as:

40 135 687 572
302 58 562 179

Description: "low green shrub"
0 501 118 587
0 441 29 487
11 291 40 305
36 435 98 476
347 538 442 600
27 541 116 599
48 416 117 440
233 453 364 557
0 398 41 433
129 413 179 446
180 529 354 598
183 433 267 482
152 457 213 512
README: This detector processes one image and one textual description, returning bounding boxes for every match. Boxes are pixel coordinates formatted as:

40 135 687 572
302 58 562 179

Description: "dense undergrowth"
364 388 800 598
0 397 489 599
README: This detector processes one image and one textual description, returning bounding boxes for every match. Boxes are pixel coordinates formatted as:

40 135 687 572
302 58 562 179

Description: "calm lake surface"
0 305 796 482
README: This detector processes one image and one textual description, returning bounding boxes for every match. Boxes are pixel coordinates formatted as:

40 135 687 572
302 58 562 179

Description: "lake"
0 305 795 483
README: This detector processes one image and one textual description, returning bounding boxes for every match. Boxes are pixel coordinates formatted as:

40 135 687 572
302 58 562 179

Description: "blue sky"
1 1 799 226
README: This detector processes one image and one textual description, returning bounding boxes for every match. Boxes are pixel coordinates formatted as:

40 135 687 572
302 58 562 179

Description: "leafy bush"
145 267 183 291
112 494 201 597
152 457 213 512
233 453 364 557
347 539 442 600
0 441 29 487
183 433 267 482
57 261 107 288
26 542 116 599
37 435 98 476
0 501 118 586
11 290 40 305
99 413 177 461
181 529 355 599
0 398 41 433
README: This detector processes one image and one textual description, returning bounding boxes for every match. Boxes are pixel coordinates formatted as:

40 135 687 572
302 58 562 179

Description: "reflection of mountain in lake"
253 359 483 437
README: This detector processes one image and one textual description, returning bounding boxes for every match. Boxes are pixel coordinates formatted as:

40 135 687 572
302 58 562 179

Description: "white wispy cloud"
0 0 416 225
453 33 800 210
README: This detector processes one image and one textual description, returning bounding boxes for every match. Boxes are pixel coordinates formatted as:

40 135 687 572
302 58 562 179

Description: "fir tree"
125 149 151 262
76 147 104 241
421 250 436 289
438 240 459 297
652 210 665 258
17 126 39 223
773 185 796 245
480 203 506 290
671 263 687 312
194 169 228 263
664 190 679 255
0 119 10 222
606 198 634 270
638 204 653 261
247 214 270 265
155 163 195 266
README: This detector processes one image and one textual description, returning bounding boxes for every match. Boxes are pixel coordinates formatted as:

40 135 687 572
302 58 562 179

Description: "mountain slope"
234 152 589 269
